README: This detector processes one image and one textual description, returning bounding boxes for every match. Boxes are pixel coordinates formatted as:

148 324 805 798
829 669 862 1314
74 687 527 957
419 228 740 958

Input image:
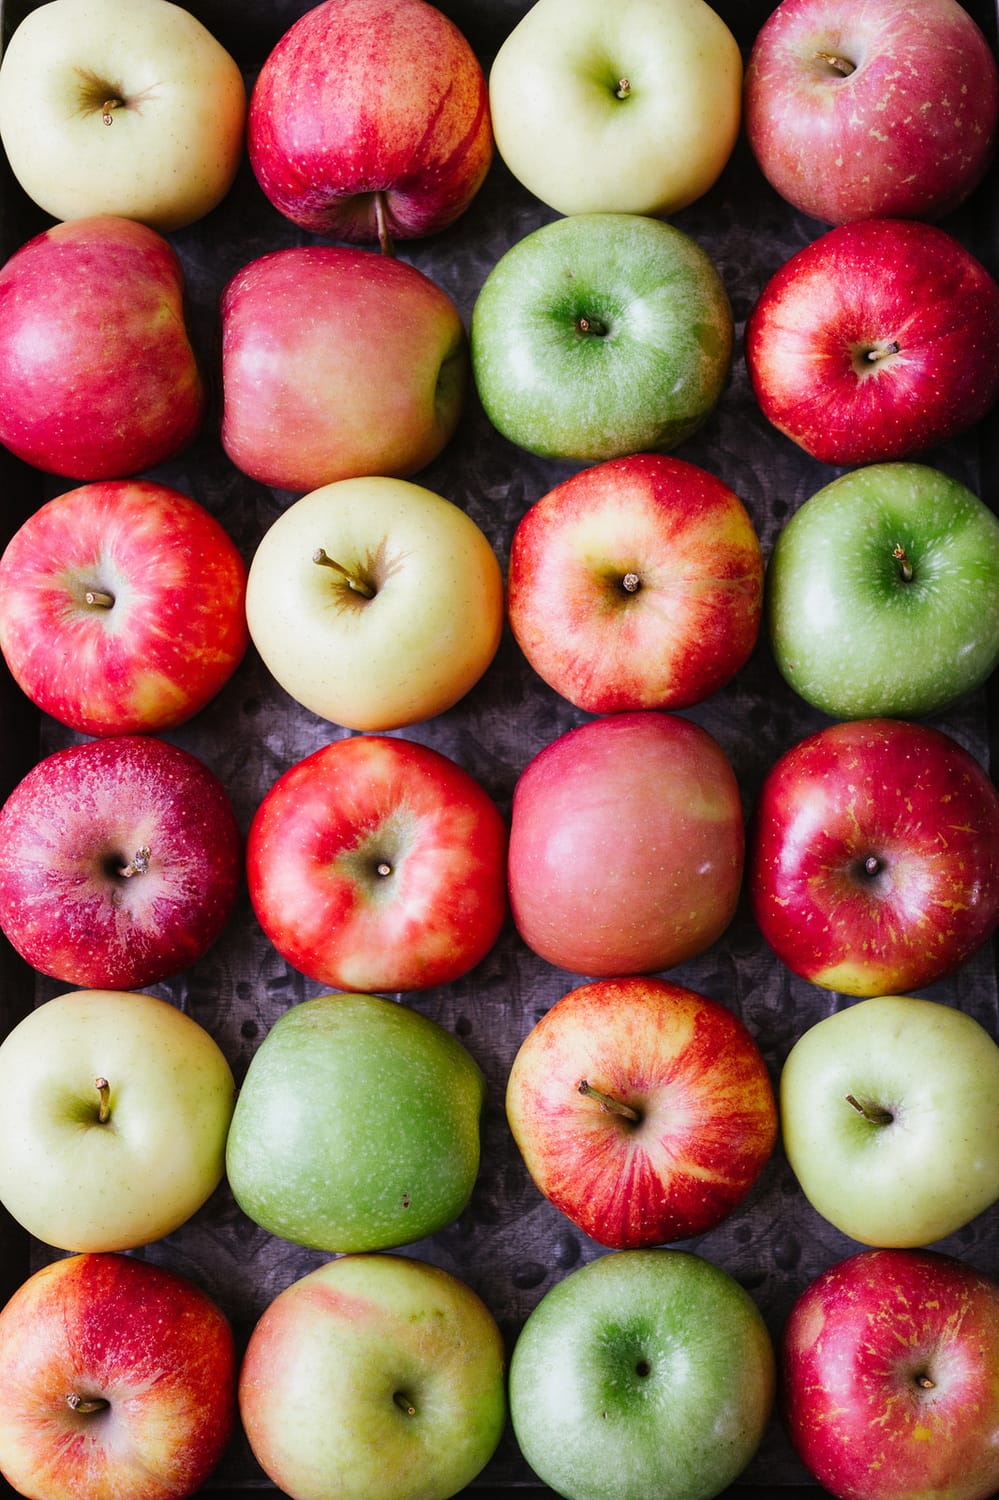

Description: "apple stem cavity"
66 1392 109 1415
844 1093 894 1127
117 845 151 878
892 543 914 582
313 548 375 599
94 1077 111 1124
578 1079 641 1122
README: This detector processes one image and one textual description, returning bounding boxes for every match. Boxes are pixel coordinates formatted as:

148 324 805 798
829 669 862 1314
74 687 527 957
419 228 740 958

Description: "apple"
779 994 999 1248
225 990 486 1253
765 461 999 720
0 0 246 233
744 0 999 226
0 1251 237 1500
488 0 742 218
0 215 206 481
507 452 764 713
470 212 734 463
244 476 503 731
748 718 999 997
247 734 507 994
0 734 243 990
745 218 999 466
0 988 235 1253
247 0 493 248
506 976 777 1248
783 1247 999 1500
220 245 468 493
239 1252 506 1500
508 710 744 977
508 1248 776 1500
0 479 249 736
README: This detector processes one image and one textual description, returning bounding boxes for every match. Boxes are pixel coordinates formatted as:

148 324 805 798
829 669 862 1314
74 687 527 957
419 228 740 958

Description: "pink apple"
783 1248 999 1500
745 218 999 466
220 245 468 492
247 733 508 993
749 717 999 996
0 1251 237 1500
507 711 744 977
744 0 999 225
507 453 764 714
0 480 248 737
0 215 206 481
0 735 243 990
506 976 777 1249
247 0 493 247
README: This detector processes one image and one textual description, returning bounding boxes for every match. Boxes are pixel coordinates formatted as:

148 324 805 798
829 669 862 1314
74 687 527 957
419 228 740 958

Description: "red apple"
506 976 777 1249
0 480 248 737
247 0 493 247
507 711 744 977
507 453 764 714
0 1251 237 1500
783 1247 999 1500
0 215 206 481
220 245 468 492
745 218 999 466
749 717 999 996
247 734 508 993
744 0 999 226
0 735 243 990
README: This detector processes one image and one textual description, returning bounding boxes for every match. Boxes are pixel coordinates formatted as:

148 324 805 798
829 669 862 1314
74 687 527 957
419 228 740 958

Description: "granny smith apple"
767 462 999 718
470 213 733 463
225 991 486 1253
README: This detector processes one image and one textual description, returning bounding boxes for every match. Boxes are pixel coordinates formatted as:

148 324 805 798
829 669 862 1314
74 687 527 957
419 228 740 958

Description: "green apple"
0 989 235 1252
508 1248 775 1500
780 995 999 1248
767 462 999 718
469 212 733 463
239 1252 507 1500
225 991 486 1253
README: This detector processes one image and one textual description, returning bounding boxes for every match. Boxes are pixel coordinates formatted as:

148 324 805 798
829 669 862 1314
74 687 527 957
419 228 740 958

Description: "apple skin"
508 711 744 978
0 988 236 1253
220 245 468 492
488 0 742 218
507 452 764 713
470 212 734 463
779 995 999 1248
505 976 777 1248
508 1248 776 1500
745 218 999 467
225 990 486 1254
247 0 493 245
0 0 247 233
765 462 999 720
239 1253 506 1500
0 479 248 736
744 0 999 226
783 1248 999 1500
748 718 999 997
0 735 243 991
0 215 206 481
244 476 503 732
0 1251 237 1500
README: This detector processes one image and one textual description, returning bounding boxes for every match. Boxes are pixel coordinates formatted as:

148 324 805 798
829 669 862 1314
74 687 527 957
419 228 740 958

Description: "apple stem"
84 588 115 609
892 544 914 582
815 50 855 76
374 191 395 257
95 1077 111 1124
621 572 640 594
66 1392 109 1414
578 1079 641 1122
844 1093 893 1126
313 548 375 599
101 98 122 126
117 846 151 878
576 316 608 338
616 77 632 98
394 1392 416 1416
916 1374 936 1390
864 340 901 363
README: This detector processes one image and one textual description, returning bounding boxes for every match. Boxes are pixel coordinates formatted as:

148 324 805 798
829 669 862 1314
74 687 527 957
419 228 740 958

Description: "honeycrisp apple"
0 1252 237 1500
0 0 247 232
0 989 235 1253
488 0 743 218
507 453 764 713
470 213 733 463
245 477 503 731
0 479 248 736
220 245 468 492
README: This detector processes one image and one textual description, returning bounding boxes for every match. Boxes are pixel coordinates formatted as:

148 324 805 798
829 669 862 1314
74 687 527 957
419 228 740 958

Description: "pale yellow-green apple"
0 0 246 232
0 989 236 1253
488 0 742 217
245 477 503 731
